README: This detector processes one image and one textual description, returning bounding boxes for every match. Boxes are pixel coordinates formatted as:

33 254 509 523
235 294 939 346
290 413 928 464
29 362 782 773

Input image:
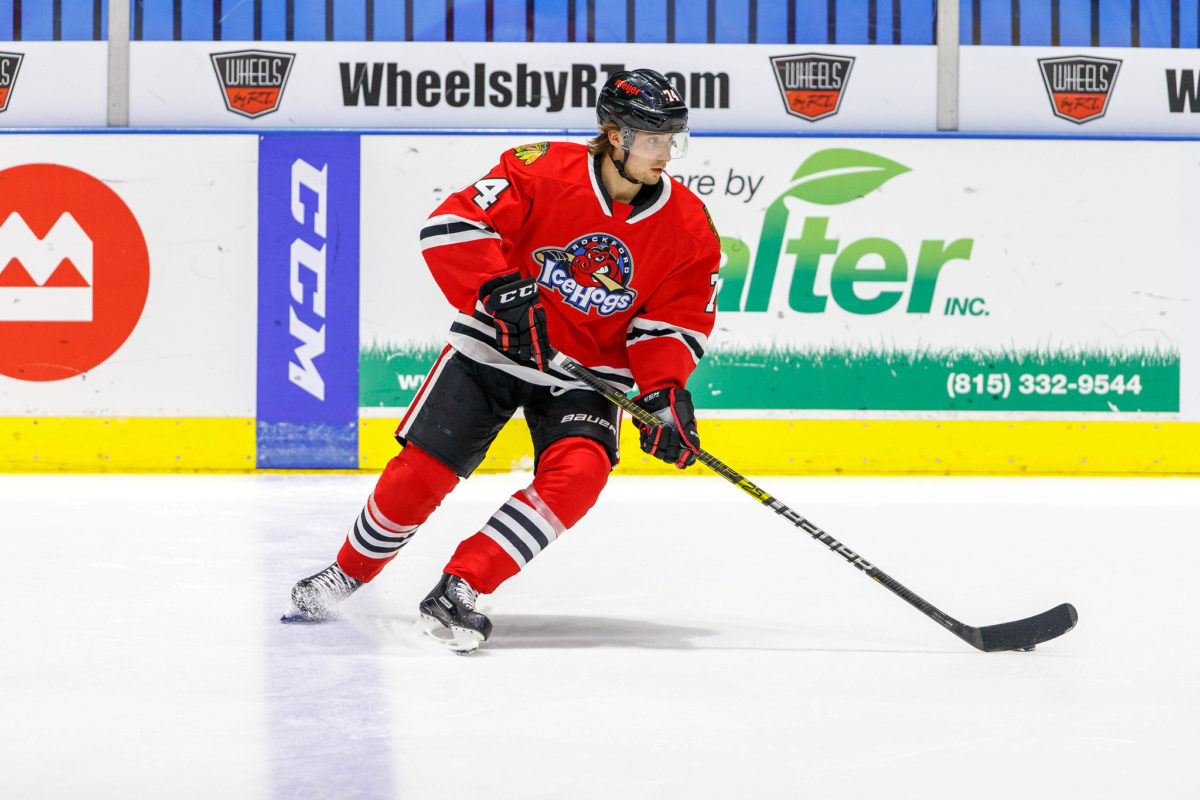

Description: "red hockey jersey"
419 141 721 395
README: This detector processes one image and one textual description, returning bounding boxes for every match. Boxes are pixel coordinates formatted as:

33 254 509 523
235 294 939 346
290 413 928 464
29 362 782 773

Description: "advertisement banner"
1182 143 1200 423
257 134 361 468
0 135 258 416
130 41 937 131
961 46 1200 133
0 44 108 126
358 134 1182 418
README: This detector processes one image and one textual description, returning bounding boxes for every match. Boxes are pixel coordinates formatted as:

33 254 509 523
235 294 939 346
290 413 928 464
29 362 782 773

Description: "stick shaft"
552 353 971 639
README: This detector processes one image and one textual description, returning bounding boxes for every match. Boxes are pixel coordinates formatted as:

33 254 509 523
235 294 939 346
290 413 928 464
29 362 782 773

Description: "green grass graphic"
360 341 444 408
361 342 1179 413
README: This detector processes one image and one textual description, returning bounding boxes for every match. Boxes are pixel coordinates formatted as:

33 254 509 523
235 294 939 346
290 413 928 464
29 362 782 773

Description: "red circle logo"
0 164 150 381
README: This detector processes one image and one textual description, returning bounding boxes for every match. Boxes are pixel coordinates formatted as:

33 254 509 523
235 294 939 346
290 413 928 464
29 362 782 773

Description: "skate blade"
279 606 330 624
421 619 485 655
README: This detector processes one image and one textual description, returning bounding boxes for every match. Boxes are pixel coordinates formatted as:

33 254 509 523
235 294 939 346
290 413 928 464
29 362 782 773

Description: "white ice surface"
1 472 1197 799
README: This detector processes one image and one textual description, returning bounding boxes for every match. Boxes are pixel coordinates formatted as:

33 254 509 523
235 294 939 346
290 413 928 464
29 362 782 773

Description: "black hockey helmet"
597 69 689 134
596 69 689 182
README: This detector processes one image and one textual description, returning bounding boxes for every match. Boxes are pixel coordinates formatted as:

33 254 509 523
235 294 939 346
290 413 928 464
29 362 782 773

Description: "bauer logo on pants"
1038 56 1121 124
0 164 150 381
0 52 23 112
769 53 855 122
211 49 295 119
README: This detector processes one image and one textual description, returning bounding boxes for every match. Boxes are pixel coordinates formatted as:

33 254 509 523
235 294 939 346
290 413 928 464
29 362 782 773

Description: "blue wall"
4 0 1195 46
1 0 108 41
961 0 1200 47
124 0 934 43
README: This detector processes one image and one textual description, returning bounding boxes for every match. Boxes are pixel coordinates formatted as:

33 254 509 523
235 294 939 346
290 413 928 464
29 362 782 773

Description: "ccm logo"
499 284 537 304
289 158 328 400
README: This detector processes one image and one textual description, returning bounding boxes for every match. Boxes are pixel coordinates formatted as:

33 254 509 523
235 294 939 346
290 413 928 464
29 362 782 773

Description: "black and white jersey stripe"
626 316 708 364
420 215 501 250
586 153 668 223
448 306 499 350
447 304 636 394
626 173 671 223
347 493 419 560
396 348 455 443
479 493 561 568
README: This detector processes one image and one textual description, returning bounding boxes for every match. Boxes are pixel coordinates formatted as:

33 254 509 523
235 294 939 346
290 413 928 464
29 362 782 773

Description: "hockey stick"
550 352 1078 652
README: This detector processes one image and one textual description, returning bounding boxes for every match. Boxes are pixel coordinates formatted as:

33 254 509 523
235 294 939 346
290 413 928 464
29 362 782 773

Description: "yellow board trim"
3 417 1197 475
360 417 1200 477
0 418 255 472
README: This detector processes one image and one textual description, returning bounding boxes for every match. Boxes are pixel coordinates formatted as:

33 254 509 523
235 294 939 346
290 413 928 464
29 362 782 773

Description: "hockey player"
283 68 722 653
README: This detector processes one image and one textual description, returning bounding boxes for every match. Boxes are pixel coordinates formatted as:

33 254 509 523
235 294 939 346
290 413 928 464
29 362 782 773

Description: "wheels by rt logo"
0 163 150 381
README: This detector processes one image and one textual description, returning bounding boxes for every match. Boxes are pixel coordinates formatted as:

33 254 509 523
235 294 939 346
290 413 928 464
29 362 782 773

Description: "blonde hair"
587 122 620 157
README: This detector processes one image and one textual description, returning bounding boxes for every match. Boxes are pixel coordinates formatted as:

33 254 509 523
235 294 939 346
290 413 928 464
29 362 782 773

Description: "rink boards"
1 131 1198 475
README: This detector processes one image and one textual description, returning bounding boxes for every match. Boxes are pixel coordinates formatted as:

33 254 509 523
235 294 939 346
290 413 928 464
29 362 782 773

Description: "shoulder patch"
702 203 720 242
513 142 550 165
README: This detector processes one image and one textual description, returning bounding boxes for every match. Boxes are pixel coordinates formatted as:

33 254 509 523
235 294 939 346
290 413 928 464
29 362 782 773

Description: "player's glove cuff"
632 387 700 469
479 272 550 371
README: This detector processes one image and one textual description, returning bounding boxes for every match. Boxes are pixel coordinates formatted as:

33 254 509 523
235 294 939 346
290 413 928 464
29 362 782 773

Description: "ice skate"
418 573 493 655
281 562 363 623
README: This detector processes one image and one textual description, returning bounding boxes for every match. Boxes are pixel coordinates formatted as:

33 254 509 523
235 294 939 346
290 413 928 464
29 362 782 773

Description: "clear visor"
622 127 690 160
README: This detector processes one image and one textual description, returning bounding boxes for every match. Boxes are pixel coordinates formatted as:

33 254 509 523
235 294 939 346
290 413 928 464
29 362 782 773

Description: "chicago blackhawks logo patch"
514 142 550 165
533 233 636 315
701 203 719 241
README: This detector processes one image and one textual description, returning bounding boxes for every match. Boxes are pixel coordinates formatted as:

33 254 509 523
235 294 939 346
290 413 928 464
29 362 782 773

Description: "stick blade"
968 603 1078 652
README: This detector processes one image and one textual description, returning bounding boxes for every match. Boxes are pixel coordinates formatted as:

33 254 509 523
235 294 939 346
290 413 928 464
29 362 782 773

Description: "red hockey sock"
337 444 459 582
445 438 610 593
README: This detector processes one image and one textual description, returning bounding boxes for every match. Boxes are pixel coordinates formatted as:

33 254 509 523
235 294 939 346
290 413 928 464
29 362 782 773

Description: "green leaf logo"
785 148 910 205
741 149 912 310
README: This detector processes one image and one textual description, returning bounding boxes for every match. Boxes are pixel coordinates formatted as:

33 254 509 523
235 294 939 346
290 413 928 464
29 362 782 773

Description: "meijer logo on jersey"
1037 55 1121 123
769 53 855 122
0 51 23 112
211 49 295 118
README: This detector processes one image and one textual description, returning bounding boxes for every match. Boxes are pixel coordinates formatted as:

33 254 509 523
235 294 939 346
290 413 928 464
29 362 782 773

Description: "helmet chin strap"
608 149 642 185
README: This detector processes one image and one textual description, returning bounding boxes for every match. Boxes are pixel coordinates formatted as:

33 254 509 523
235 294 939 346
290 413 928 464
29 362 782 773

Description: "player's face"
609 129 688 184
622 148 669 184
626 130 689 160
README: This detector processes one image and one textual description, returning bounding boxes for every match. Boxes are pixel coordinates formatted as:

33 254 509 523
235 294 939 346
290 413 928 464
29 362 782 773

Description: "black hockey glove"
479 272 550 371
632 387 701 469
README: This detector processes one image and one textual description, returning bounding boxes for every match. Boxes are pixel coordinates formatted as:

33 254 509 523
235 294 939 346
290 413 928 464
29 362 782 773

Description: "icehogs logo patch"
533 234 636 315
1038 56 1121 124
769 53 855 122
0 52 23 113
210 49 295 119
514 142 550 165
